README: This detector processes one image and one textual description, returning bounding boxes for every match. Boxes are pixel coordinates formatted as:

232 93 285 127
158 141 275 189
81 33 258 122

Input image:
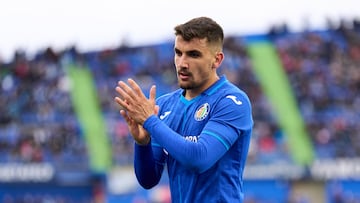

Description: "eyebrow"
174 47 201 55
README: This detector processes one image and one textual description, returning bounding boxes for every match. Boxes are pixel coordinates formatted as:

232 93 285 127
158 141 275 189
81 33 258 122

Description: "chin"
178 82 187 89
178 79 195 89
179 84 193 90
179 84 186 89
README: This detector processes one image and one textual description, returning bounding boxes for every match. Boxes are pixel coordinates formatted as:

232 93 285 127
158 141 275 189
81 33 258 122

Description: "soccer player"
115 16 253 202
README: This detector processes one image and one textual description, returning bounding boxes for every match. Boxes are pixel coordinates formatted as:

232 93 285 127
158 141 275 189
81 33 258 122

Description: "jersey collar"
203 75 228 96
179 75 228 103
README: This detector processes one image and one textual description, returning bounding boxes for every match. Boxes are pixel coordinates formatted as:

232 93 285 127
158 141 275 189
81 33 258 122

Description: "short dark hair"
174 17 224 46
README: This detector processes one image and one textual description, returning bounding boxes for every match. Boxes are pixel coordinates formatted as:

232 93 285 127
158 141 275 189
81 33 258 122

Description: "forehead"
174 36 208 52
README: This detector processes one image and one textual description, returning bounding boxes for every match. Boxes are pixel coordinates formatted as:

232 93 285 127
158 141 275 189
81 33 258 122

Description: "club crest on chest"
194 103 210 121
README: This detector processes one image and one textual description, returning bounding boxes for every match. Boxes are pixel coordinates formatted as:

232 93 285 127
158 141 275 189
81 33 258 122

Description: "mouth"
178 72 191 80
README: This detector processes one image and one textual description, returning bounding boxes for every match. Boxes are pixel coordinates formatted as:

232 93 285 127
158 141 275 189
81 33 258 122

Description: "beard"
177 74 207 91
177 68 210 91
179 81 195 90
177 70 195 89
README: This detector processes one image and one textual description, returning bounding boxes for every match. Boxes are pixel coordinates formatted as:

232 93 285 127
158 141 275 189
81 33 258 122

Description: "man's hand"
120 110 151 145
115 78 157 124
114 78 157 145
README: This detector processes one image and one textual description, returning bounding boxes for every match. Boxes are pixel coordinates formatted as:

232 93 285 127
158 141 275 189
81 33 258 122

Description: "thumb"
154 105 160 115
149 85 156 104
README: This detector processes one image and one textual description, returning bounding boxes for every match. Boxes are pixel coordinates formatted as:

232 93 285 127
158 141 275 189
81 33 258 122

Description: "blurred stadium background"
1 1 360 203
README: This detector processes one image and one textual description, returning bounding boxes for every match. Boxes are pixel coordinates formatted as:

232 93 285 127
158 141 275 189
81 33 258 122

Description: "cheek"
174 54 183 67
192 66 208 79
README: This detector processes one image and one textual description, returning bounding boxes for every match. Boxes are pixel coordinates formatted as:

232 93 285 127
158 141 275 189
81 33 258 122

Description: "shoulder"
207 82 252 122
216 81 251 107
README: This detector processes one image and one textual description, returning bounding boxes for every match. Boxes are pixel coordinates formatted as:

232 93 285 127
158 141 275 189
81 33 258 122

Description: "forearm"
143 115 228 173
134 143 164 189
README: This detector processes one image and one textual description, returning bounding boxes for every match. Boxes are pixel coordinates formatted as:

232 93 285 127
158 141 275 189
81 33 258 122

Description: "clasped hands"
115 78 157 124
114 78 157 145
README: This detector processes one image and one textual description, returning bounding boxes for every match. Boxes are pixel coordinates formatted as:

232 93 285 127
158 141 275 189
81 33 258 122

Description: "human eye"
188 51 201 58
174 48 182 56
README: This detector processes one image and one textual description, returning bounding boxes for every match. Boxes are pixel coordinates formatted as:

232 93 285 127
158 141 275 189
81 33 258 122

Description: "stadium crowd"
273 18 360 159
0 48 94 202
0 48 89 166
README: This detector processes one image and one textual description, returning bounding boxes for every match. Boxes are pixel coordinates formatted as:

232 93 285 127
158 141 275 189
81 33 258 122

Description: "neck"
184 75 220 100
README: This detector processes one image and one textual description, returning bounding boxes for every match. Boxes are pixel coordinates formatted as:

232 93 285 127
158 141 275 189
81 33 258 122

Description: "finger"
120 109 128 119
115 85 134 104
120 109 137 125
114 96 129 110
127 78 147 99
115 85 128 99
120 110 136 128
154 105 160 115
118 80 138 100
120 109 131 123
149 85 156 104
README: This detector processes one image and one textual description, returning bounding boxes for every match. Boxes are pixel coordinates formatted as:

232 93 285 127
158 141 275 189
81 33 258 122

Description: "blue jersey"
134 75 253 203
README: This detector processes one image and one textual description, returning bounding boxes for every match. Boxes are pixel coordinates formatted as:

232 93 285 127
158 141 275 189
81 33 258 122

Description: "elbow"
134 161 163 189
136 174 159 189
140 181 157 190
185 158 213 174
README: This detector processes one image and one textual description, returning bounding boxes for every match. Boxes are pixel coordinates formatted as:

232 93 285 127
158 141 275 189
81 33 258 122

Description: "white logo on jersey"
160 111 171 120
226 95 242 105
185 135 199 142
163 149 168 155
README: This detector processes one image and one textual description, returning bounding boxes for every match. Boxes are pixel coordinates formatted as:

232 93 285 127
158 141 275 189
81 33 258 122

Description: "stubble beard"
178 76 207 92
179 80 195 90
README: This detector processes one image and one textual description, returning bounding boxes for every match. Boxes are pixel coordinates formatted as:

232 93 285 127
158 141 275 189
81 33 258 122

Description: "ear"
213 52 224 69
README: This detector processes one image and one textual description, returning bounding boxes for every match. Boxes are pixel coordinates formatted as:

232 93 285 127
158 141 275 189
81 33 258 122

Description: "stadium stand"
271 20 360 159
0 48 88 165
0 48 101 202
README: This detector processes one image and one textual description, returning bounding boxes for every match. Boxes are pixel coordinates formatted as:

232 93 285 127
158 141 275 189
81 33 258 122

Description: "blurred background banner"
0 0 360 202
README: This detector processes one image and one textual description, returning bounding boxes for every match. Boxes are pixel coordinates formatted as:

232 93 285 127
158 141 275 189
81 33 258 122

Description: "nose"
176 55 189 69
